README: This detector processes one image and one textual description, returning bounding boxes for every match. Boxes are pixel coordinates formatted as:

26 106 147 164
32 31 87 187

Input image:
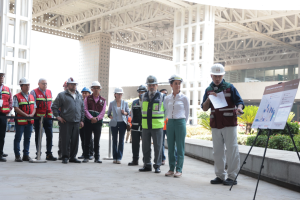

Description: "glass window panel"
8 0 16 14
18 49 27 59
274 68 284 81
7 18 15 43
224 72 230 82
20 0 29 17
295 66 298 79
6 47 14 57
245 69 255 82
19 21 28 46
265 68 274 81
5 61 14 85
230 71 240 83
18 63 26 81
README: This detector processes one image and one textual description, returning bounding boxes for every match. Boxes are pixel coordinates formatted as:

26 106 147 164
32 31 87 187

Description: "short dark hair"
160 89 168 93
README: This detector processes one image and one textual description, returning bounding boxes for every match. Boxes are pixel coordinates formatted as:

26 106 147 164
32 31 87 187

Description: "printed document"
209 92 228 109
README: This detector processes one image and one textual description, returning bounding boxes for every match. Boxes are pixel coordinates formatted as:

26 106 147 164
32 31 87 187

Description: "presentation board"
252 79 300 130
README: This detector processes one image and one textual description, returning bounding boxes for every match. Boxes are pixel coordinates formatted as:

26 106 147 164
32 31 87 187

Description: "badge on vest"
0 100 3 107
154 104 159 111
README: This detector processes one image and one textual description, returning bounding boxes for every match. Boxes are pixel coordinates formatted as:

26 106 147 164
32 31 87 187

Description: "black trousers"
79 126 94 156
0 113 7 156
131 130 142 161
34 119 53 155
84 123 102 159
59 122 79 159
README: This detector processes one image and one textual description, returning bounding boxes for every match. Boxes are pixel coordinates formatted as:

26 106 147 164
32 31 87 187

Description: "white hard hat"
19 77 30 85
91 81 101 88
114 87 124 94
210 64 225 75
67 77 78 84
0 69 5 74
169 74 183 83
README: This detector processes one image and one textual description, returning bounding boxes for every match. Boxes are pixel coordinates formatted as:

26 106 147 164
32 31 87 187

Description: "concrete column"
0 0 32 95
172 5 215 125
298 54 300 79
78 33 111 101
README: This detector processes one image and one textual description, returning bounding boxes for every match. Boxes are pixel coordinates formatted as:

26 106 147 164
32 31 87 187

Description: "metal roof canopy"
31 0 300 64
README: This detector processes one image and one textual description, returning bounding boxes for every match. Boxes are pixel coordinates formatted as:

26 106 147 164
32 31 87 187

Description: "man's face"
138 91 145 99
91 86 101 95
38 80 47 91
81 91 90 99
21 84 30 94
67 83 77 92
211 75 224 86
160 90 167 95
147 84 158 92
0 74 5 85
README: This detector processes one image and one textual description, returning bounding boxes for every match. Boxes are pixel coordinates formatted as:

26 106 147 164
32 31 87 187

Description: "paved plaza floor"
0 128 299 200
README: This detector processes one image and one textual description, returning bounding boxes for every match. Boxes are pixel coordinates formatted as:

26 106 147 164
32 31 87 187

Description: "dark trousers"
59 122 79 159
84 123 102 159
79 126 94 156
111 122 126 160
0 113 7 156
14 123 33 156
34 119 53 155
131 130 142 161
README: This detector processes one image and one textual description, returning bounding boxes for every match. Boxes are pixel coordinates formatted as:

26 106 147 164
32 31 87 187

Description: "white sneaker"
113 160 117 163
117 160 121 164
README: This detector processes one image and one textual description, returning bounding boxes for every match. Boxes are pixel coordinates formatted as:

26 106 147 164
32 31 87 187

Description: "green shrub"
260 122 300 136
246 135 268 147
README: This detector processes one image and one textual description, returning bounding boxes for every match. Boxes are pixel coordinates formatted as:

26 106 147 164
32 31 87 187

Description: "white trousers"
211 126 240 180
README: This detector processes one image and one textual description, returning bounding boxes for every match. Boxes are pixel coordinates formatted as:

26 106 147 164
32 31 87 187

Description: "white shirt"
117 107 123 122
164 92 190 122
68 90 76 99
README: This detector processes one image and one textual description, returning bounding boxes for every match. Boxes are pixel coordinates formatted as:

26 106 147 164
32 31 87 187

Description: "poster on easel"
252 79 300 130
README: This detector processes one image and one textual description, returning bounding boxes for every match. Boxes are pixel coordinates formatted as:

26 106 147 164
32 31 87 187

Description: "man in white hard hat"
13 78 37 162
52 77 84 164
139 75 165 173
0 70 13 162
202 64 244 185
30 78 57 161
82 81 106 163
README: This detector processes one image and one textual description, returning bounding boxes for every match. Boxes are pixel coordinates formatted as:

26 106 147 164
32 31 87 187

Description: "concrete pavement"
0 129 299 200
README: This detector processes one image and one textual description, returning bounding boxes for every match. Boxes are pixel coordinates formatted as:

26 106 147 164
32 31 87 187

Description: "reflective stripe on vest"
34 88 52 118
0 85 11 114
15 93 35 125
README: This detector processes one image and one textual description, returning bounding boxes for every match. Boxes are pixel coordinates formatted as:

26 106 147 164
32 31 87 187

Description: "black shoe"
128 161 138 166
58 156 62 160
78 154 84 159
139 166 152 172
22 155 32 162
154 168 161 173
3 153 8 157
15 155 23 162
69 158 81 163
210 177 224 184
46 154 57 161
62 158 68 164
223 178 237 186
82 158 89 163
0 156 7 162
89 155 94 160
94 158 102 163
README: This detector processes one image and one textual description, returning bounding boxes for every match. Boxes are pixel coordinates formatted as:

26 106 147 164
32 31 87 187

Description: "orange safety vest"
163 118 168 130
15 93 35 125
34 88 53 118
0 85 11 114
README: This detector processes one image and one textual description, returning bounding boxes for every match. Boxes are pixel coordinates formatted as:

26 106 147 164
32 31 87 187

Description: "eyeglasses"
41 83 47 85
0 75 5 78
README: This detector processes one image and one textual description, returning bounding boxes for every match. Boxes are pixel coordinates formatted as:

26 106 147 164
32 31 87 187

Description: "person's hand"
91 117 97 124
109 116 113 120
236 108 243 115
121 109 125 114
80 122 84 128
209 92 217 97
57 116 66 124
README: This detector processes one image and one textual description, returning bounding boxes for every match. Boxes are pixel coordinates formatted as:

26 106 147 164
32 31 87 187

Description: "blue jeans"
162 130 177 161
14 123 33 156
111 122 126 160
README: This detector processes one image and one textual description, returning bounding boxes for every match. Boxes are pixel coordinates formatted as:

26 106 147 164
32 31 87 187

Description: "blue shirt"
201 80 244 109
13 92 37 108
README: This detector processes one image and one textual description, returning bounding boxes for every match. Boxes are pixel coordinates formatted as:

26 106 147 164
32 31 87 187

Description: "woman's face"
171 80 181 92
115 93 123 100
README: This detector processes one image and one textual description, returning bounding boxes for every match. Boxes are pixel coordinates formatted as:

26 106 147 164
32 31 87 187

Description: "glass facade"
224 65 298 83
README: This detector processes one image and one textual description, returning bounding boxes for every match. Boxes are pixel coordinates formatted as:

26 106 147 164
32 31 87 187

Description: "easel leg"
286 123 300 161
253 129 271 200
230 129 262 191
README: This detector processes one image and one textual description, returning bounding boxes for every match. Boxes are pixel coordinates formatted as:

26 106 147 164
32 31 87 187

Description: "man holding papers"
201 64 244 186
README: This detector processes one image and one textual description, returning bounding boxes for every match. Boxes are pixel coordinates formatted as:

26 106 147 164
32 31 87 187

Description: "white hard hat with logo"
19 77 30 85
91 81 101 88
169 74 183 83
114 87 124 94
210 64 225 75
67 77 78 84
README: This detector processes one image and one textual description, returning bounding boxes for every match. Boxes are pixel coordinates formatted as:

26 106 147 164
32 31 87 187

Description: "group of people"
0 63 244 184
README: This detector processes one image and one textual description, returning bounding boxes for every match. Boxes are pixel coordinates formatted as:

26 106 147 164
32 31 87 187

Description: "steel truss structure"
1 0 300 124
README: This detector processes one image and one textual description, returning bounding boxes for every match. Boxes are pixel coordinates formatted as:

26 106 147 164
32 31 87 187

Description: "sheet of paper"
0 100 3 107
209 92 228 109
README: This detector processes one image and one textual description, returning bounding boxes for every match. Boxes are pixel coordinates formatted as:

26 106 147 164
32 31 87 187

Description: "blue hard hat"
81 87 91 94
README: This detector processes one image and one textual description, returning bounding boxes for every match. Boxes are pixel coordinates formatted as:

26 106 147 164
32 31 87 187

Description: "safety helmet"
63 81 67 88
146 75 158 85
81 87 91 94
91 81 101 89
67 77 78 84
137 85 147 92
169 74 183 84
0 69 5 74
114 87 124 94
210 64 225 75
19 77 30 85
